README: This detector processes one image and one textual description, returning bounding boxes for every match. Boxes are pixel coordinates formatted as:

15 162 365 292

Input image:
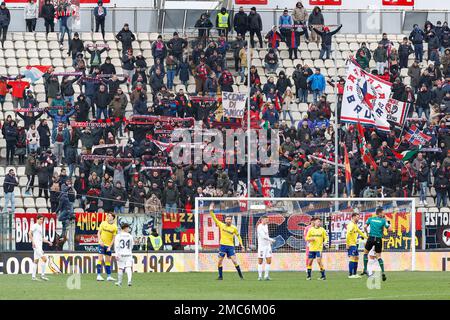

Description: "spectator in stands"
231 33 246 73
282 87 294 124
264 49 279 74
167 32 188 62
427 30 440 65
238 43 248 83
216 7 230 39
248 7 263 49
26 123 40 154
24 150 37 194
68 32 84 67
2 169 18 213
416 160 430 206
292 1 309 42
116 23 136 55
313 24 342 60
56 0 72 49
407 59 421 93
440 22 450 52
58 178 75 236
8 75 30 109
409 24 425 63
93 84 110 119
262 103 279 127
307 67 325 104
86 44 109 74
205 72 219 97
121 48 136 86
100 56 116 75
416 83 432 119
16 124 26 165
398 37 414 69
434 170 448 207
41 0 55 35
61 75 80 107
0 2 10 47
3 117 16 165
233 7 248 38
286 26 304 60
292 64 309 103
0 76 7 109
151 35 167 64
219 68 234 92
373 42 388 75
308 6 323 46
195 13 213 44
279 9 293 43
94 0 106 40
356 48 369 70
194 58 211 95
24 0 38 32
265 26 282 50
150 68 165 97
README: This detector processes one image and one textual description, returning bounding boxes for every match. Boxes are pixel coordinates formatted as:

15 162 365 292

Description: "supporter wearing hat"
116 22 136 55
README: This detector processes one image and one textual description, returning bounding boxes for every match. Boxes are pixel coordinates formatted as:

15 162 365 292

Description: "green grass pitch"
1 272 449 300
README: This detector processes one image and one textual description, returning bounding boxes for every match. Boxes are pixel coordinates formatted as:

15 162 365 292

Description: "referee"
361 208 392 281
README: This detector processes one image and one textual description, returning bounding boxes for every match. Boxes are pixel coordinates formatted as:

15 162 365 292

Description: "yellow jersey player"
346 212 367 279
209 202 245 280
305 217 328 280
96 213 118 281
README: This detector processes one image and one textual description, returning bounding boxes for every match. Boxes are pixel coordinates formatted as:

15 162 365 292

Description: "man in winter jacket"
409 24 425 62
313 24 342 60
94 0 106 39
167 32 188 61
68 32 84 67
248 7 263 49
116 23 136 55
40 0 55 34
233 7 248 37
3 169 18 213
162 179 179 214
307 68 326 103
24 0 38 32
0 2 10 47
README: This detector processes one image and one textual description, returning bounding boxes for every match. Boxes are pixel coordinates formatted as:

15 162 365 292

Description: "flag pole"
332 34 339 212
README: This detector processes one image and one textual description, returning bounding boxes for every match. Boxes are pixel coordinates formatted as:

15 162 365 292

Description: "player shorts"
347 245 359 257
308 251 322 259
33 248 44 260
257 246 272 259
117 255 133 269
218 245 235 258
365 236 383 254
98 245 112 256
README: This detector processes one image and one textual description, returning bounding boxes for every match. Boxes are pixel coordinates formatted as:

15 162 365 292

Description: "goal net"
194 197 417 272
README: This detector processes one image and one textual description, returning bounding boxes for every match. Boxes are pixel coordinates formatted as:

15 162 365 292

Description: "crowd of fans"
0 2 449 239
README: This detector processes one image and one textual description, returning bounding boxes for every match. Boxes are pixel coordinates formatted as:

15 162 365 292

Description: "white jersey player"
114 223 134 286
29 215 53 281
257 215 275 281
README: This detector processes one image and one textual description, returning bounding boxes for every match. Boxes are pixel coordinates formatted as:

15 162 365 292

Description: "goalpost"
194 197 416 273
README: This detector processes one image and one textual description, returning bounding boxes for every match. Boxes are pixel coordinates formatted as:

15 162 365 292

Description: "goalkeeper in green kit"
361 208 392 281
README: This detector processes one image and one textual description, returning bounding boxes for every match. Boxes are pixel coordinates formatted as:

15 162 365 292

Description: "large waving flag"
356 120 378 170
343 144 353 197
21 65 51 84
341 60 392 132
403 125 432 146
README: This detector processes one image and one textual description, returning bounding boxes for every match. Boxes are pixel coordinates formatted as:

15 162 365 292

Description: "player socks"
363 254 368 272
105 261 111 276
118 269 123 284
126 267 132 283
257 264 263 278
235 265 243 278
348 261 353 276
320 268 326 278
378 258 385 273
218 266 223 278
96 263 102 275
264 264 270 278
39 261 46 276
32 262 38 278
307 267 312 278
354 262 358 275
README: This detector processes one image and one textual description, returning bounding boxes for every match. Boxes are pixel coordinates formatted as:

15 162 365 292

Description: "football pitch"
1 272 450 300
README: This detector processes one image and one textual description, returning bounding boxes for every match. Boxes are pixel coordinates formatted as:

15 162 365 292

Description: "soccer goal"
194 197 417 273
